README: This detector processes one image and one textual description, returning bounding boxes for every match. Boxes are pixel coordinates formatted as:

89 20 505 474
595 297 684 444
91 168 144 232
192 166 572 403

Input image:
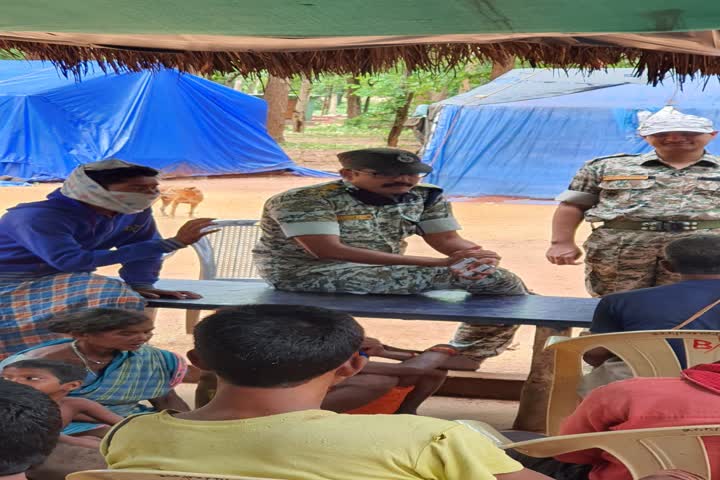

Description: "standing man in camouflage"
546 107 720 296
253 147 529 364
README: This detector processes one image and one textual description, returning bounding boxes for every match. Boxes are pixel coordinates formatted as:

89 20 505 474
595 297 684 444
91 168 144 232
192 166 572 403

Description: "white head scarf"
637 107 715 136
61 159 160 214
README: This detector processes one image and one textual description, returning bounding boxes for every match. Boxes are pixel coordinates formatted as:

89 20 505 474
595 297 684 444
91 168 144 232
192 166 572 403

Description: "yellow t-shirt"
101 410 522 480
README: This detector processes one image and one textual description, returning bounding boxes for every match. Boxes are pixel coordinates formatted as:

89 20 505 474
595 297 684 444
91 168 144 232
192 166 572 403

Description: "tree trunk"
490 55 515 80
292 76 313 133
320 91 332 115
328 91 339 115
264 75 290 142
346 77 362 119
387 91 415 147
363 96 371 113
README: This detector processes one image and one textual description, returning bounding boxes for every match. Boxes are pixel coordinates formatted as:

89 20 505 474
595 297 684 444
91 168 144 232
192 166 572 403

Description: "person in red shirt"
509 363 720 479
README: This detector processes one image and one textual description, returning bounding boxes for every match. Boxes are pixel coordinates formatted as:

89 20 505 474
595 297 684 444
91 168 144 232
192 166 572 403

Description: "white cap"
637 107 715 136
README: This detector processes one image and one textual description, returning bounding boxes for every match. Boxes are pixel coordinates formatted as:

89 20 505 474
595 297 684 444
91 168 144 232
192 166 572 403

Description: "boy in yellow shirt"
102 304 549 480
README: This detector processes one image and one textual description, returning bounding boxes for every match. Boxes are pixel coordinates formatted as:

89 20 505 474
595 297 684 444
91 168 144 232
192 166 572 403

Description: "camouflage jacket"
252 180 460 278
556 151 720 222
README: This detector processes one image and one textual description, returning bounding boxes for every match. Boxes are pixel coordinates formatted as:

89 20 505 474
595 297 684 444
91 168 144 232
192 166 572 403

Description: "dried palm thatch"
1 31 720 83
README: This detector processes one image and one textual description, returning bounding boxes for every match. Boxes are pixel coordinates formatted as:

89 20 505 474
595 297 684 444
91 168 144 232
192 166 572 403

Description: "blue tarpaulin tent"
0 60 321 181
423 69 720 199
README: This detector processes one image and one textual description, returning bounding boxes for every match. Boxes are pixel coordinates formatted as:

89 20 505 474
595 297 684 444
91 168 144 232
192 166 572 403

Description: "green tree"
348 62 495 144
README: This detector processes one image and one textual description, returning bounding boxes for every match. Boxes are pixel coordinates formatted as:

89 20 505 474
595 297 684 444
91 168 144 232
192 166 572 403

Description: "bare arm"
148 389 190 412
361 361 446 378
74 398 124 426
293 234 450 267
423 231 479 255
546 202 589 265
182 364 203 383
583 347 615 367
60 434 102 449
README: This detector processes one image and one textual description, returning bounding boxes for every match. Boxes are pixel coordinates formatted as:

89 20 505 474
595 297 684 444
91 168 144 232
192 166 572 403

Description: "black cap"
337 148 432 174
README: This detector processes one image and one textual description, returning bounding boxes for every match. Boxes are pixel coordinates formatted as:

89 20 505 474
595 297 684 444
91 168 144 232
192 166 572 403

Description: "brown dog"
157 186 204 217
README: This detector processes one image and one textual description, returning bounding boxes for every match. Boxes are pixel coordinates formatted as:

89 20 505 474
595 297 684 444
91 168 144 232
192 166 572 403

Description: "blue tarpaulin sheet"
424 69 720 198
0 60 326 181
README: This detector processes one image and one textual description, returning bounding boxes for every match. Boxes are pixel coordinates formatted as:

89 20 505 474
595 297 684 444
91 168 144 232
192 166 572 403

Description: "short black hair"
4 359 87 384
49 308 150 335
0 379 62 475
665 235 720 274
85 166 159 188
193 305 365 388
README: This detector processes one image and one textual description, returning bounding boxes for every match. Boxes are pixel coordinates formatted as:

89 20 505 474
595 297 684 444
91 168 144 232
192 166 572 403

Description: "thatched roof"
2 0 720 82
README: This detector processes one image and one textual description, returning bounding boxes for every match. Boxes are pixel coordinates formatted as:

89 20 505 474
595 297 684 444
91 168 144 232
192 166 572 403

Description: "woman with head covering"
0 308 189 439
0 159 216 358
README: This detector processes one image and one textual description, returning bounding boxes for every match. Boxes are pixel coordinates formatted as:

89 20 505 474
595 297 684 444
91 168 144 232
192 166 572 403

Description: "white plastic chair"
185 219 262 332
544 330 720 435
458 420 719 479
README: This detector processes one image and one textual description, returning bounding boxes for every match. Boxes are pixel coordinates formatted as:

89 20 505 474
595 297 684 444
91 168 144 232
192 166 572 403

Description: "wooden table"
150 278 598 432
150 278 597 329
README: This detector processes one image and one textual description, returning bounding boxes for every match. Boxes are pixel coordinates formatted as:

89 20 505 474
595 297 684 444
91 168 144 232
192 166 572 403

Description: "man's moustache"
382 183 414 187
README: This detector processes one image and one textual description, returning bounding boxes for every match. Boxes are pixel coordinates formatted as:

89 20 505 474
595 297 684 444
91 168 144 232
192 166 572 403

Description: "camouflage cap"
338 148 432 174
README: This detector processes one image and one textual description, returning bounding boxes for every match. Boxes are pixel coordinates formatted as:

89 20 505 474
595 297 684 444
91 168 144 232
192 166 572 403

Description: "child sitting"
323 336 459 414
2 359 122 449
0 378 62 480
102 304 549 480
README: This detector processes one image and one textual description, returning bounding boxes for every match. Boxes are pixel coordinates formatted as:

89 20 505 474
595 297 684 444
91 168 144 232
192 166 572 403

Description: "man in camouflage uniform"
546 107 720 296
253 147 529 363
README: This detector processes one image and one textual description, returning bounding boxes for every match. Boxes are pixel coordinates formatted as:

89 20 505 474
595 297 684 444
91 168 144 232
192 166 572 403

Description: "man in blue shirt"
0 159 216 357
585 235 720 368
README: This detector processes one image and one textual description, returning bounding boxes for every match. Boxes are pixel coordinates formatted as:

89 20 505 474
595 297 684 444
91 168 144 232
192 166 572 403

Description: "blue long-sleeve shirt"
0 189 183 287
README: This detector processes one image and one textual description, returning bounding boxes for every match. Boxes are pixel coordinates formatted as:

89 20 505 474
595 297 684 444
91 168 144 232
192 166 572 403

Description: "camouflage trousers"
583 227 703 297
263 264 529 361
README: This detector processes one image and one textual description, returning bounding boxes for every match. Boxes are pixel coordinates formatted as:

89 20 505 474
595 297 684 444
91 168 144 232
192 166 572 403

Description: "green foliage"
0 49 25 60
342 62 494 126
207 58 641 135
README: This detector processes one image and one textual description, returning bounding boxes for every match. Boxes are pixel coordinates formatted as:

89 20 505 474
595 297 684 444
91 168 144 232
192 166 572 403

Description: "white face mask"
108 191 160 214
61 161 160 214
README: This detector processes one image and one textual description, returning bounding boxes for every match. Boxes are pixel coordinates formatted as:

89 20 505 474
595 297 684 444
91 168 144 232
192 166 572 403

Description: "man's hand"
171 218 219 246
446 248 499 279
447 247 500 265
546 242 583 265
134 288 203 300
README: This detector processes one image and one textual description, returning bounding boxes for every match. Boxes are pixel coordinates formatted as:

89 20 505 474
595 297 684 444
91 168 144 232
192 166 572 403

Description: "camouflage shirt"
556 151 720 222
252 180 460 279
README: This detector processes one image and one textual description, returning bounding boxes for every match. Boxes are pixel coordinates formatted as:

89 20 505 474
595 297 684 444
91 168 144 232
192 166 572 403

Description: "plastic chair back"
545 330 720 435
506 424 720 479
185 220 261 333
191 220 262 280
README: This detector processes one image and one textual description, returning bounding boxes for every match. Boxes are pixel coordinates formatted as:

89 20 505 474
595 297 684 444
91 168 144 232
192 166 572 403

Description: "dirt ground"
0 171 593 426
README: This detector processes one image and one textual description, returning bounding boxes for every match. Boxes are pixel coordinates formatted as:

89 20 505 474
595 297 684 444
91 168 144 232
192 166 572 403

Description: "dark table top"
151 279 598 329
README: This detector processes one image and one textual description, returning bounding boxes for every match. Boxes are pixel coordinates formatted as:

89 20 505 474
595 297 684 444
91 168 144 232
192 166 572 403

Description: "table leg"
186 309 202 334
512 326 571 433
